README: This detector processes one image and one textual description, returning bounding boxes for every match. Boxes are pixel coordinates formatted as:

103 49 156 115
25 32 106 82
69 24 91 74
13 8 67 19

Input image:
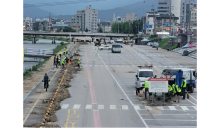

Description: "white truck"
135 66 154 89
114 39 123 48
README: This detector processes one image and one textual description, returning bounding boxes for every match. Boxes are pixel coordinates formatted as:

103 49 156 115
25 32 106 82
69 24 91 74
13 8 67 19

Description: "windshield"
112 45 121 48
116 41 123 43
139 71 153 77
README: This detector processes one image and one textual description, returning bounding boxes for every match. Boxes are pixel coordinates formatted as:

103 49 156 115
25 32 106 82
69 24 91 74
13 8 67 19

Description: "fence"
24 48 53 55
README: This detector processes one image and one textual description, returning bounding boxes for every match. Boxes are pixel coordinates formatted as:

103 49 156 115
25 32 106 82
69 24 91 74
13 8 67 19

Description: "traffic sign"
148 78 168 92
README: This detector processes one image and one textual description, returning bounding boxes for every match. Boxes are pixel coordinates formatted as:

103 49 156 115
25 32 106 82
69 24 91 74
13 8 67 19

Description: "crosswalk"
61 104 197 111
81 64 196 68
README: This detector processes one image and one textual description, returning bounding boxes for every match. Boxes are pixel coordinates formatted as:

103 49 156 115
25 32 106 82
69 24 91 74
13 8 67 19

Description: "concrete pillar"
32 36 36 44
52 37 56 44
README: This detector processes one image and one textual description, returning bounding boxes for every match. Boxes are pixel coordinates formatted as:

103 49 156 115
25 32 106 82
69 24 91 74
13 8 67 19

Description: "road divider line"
94 47 149 128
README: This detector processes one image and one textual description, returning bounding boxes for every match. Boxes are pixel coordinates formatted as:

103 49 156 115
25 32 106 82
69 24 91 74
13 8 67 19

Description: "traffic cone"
187 93 189 99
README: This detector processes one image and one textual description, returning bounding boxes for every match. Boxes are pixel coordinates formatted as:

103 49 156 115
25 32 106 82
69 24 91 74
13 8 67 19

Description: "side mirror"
136 75 138 78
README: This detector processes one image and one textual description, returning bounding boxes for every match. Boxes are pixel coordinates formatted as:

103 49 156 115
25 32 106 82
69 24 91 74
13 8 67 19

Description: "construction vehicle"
94 39 101 46
162 68 197 93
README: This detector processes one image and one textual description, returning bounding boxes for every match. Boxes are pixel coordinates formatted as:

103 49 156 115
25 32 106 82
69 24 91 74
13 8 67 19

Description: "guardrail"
24 48 53 55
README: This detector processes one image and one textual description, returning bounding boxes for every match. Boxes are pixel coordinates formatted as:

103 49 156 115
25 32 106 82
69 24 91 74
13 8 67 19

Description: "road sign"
148 78 168 92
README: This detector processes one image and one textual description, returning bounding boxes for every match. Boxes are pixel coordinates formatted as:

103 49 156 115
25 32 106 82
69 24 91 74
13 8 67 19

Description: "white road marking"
188 93 197 101
98 105 104 109
95 65 98 66
168 106 176 110
61 104 69 109
145 106 152 110
110 105 116 109
85 104 92 109
143 119 197 121
187 99 197 106
95 47 149 128
192 106 197 110
73 104 80 109
180 106 189 110
121 105 128 110
134 106 140 110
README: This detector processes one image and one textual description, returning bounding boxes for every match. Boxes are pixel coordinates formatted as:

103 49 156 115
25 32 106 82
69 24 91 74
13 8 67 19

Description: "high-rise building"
125 13 137 22
157 0 182 24
180 0 197 24
71 5 98 32
116 16 125 23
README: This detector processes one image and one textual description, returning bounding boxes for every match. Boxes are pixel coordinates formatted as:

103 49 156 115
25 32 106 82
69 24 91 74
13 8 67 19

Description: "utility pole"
169 1 171 35
118 21 119 34
162 19 163 37
129 20 130 34
143 0 146 34
152 5 156 35
188 0 191 35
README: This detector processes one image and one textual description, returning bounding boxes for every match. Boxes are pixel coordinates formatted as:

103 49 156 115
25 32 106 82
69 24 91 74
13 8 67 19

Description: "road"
54 44 197 128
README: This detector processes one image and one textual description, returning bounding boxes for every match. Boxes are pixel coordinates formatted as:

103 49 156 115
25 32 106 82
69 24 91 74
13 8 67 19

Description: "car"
152 42 159 48
98 45 112 50
150 42 154 46
111 44 121 53
147 42 152 46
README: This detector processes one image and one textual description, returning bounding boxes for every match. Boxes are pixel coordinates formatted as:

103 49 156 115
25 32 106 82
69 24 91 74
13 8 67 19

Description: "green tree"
99 28 103 33
63 27 76 32
85 28 89 32
57 27 62 32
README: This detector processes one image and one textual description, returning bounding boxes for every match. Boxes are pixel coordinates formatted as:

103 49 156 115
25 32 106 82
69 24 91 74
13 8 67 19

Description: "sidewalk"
23 42 75 99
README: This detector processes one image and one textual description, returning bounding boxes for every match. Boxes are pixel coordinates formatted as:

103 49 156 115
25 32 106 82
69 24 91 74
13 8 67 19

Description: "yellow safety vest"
181 80 187 88
144 81 149 88
168 85 173 91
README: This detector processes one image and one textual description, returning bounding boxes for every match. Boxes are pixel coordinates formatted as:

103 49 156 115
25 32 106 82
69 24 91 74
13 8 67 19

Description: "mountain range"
24 0 197 21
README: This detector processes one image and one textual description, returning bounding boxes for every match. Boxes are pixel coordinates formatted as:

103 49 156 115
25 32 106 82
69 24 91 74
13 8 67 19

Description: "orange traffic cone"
187 93 189 99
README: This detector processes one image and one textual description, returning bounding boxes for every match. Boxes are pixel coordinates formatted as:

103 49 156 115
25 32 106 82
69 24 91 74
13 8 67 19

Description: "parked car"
152 42 159 48
150 42 154 46
147 42 152 46
98 45 112 50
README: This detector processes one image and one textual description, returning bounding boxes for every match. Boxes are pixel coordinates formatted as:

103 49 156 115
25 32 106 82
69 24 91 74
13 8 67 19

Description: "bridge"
23 31 134 44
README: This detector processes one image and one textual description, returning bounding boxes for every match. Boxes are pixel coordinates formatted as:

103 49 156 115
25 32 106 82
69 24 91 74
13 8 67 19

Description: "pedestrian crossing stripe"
61 104 197 111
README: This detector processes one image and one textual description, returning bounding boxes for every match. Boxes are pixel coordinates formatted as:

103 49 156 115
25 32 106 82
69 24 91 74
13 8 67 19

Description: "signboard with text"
148 78 168 92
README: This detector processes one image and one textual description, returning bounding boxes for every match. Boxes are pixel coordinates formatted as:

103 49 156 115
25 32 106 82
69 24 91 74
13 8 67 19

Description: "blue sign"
145 24 152 29
163 22 170 24
149 25 152 28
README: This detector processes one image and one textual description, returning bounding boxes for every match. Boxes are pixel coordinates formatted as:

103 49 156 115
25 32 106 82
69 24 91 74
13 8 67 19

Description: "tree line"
111 19 143 34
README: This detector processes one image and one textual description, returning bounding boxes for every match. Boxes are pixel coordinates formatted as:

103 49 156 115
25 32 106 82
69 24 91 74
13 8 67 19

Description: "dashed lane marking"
121 105 129 110
168 106 176 110
61 104 69 109
98 105 104 109
85 104 92 109
73 104 81 109
180 106 189 110
110 105 116 109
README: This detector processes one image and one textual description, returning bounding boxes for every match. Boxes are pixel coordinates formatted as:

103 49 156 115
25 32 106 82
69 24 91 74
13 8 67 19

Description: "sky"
24 0 144 15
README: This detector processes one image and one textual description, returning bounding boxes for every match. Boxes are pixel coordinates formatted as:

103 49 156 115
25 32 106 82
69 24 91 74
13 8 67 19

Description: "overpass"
23 31 134 44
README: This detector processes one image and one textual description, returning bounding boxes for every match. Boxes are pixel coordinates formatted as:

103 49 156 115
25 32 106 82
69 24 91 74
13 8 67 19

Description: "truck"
114 38 123 48
135 66 154 90
94 39 101 46
161 68 197 93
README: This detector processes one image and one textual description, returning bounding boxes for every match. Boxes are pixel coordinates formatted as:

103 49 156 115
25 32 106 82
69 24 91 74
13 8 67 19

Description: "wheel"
100 48 103 50
190 84 194 93
108 48 111 50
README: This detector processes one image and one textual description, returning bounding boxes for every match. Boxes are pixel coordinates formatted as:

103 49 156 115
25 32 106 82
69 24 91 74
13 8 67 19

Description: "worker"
62 57 65 67
181 77 187 100
66 57 69 66
173 85 181 103
59 52 62 58
58 56 61 66
66 48 68 55
42 73 50 92
144 80 152 101
168 84 173 100
54 55 56 65
135 78 141 96
63 49 66 55
76 58 80 68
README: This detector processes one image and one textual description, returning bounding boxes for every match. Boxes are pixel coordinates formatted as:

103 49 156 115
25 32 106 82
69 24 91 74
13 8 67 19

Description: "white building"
125 13 137 22
190 8 197 24
180 0 197 25
158 0 183 24
116 16 125 23
145 12 155 35
71 5 98 33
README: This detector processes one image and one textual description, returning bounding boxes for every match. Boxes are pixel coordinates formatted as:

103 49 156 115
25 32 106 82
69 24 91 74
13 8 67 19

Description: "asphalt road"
55 43 197 128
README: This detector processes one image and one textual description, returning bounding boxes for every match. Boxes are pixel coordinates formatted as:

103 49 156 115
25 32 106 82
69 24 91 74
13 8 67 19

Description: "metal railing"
24 48 53 55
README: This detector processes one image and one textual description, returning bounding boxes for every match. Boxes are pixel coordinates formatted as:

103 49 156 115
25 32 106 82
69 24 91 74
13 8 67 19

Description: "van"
112 44 121 53
115 39 123 48
135 67 154 89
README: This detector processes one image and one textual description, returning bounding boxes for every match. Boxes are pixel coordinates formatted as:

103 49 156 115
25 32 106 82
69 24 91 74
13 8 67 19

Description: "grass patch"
158 38 170 48
53 42 69 54
23 36 39 41
23 58 49 80
169 43 178 51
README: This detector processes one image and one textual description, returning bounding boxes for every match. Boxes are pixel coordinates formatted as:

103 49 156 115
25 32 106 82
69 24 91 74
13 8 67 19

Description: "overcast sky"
24 0 144 15
24 0 197 15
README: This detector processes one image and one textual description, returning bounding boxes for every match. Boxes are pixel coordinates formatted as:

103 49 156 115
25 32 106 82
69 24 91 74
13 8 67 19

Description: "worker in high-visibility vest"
144 80 152 101
66 48 68 55
168 84 173 100
173 85 181 103
181 77 187 100
63 49 66 55
62 57 66 67
76 58 80 68
59 52 62 58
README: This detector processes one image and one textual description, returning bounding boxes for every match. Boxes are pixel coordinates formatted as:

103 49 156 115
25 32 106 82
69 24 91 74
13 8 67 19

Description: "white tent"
141 38 149 42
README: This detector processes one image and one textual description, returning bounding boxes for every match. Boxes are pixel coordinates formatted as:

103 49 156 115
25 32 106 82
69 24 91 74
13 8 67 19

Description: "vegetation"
111 19 143 34
23 36 39 41
53 42 69 53
63 27 76 32
158 38 170 48
85 28 89 32
23 58 49 80
99 28 103 33
57 27 62 32
169 43 178 51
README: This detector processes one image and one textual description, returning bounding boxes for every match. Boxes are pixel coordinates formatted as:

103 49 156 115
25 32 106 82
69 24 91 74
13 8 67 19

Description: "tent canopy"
141 38 149 42
183 43 196 48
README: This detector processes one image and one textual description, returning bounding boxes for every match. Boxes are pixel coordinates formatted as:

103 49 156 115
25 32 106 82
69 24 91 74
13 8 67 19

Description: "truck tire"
190 84 194 93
